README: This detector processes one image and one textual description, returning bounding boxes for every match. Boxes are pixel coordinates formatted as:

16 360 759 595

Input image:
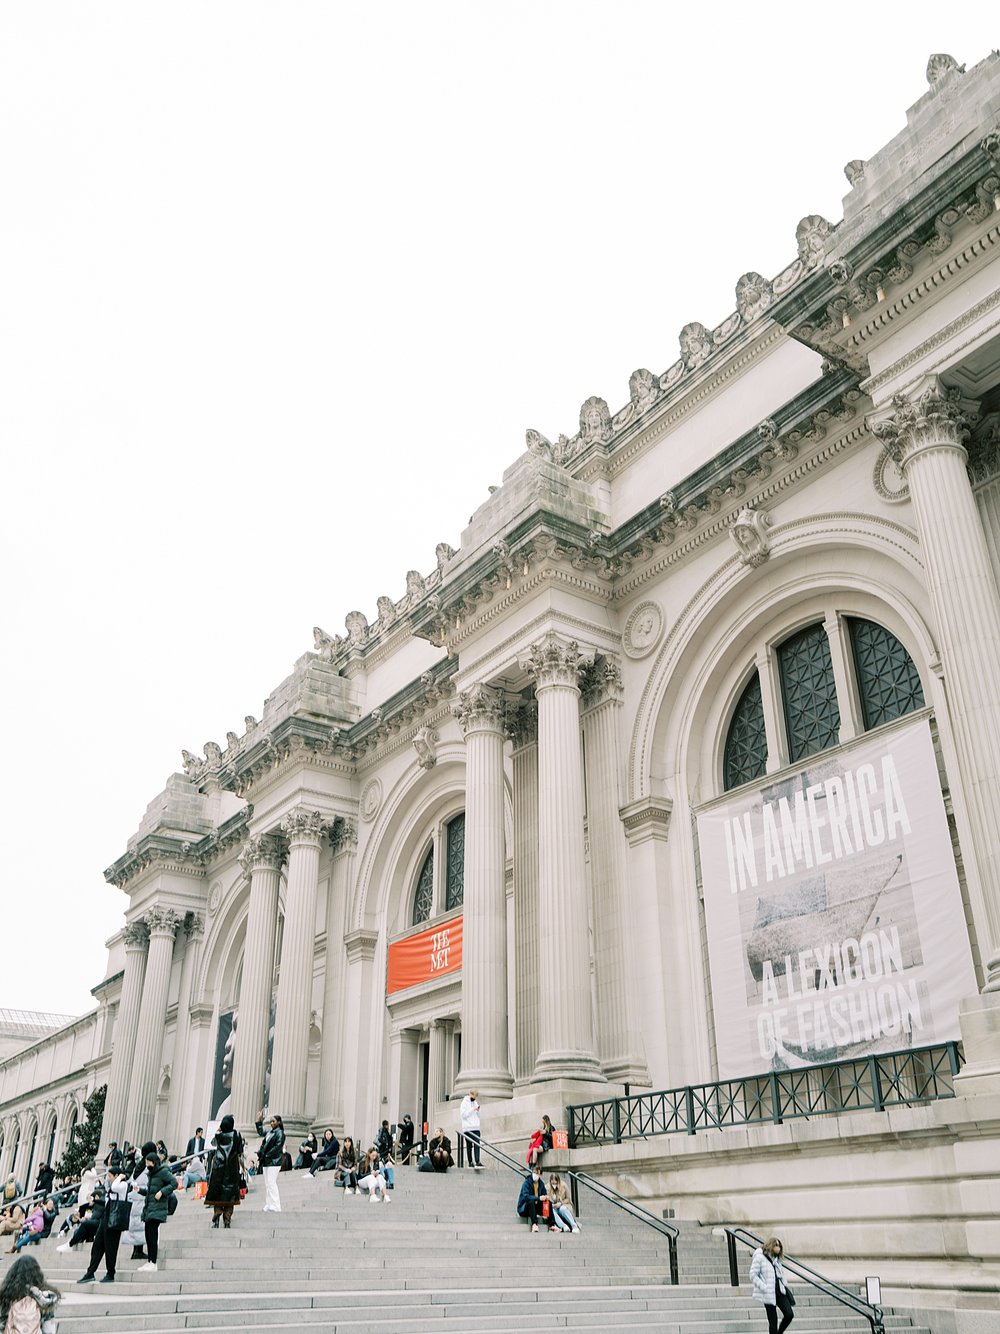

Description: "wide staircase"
38 1164 936 1332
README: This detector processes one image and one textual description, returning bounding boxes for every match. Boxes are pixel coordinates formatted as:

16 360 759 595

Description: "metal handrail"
724 1226 884 1334
457 1133 679 1285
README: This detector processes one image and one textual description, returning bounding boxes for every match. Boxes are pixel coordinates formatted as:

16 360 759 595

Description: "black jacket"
255 1122 286 1168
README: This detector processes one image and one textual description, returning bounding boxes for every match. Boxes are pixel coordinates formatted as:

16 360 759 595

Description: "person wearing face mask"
516 1167 548 1233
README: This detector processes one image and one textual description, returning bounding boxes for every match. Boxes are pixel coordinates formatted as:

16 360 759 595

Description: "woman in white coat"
749 1236 794 1334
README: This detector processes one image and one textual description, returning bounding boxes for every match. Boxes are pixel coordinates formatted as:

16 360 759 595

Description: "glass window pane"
778 623 840 762
445 813 465 911
724 671 768 790
412 847 434 925
848 618 925 731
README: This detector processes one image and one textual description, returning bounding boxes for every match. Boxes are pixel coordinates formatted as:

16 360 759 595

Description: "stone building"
4 49 1000 1320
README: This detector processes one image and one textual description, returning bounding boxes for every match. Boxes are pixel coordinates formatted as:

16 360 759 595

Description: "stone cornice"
620 797 673 845
770 138 1000 372
104 807 253 891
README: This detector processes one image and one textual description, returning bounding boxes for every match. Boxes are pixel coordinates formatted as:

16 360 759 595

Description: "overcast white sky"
2 4 996 1017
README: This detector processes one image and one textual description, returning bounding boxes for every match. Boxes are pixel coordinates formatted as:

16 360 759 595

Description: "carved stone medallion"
207 880 223 917
622 601 665 659
360 778 383 823
872 446 910 504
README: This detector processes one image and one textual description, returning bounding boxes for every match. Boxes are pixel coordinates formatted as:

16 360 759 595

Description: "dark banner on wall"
696 718 976 1078
210 994 276 1121
387 915 463 995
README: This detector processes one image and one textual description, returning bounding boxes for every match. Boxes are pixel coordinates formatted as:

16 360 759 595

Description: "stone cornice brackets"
413 726 440 769
730 505 773 568
869 378 979 466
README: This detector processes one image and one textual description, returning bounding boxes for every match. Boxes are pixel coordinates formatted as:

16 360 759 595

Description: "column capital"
145 906 181 938
331 817 358 853
581 654 624 710
281 807 329 845
239 832 284 874
870 376 979 467
121 920 150 951
519 633 592 691
183 911 205 939
505 697 538 749
453 682 506 735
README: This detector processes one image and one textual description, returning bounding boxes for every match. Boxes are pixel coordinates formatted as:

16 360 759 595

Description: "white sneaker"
137 1261 157 1272
369 1193 377 1204
345 1187 354 1195
382 1194 390 1203
57 1243 71 1254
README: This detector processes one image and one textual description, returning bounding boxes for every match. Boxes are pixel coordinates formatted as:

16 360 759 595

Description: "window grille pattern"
412 847 434 925
778 623 840 762
445 813 465 910
723 671 768 790
849 618 925 730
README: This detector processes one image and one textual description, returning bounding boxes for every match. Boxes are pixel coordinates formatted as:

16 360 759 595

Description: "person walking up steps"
137 1147 177 1272
205 1115 245 1229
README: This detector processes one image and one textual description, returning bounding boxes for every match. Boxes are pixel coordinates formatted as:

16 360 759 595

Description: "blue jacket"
516 1174 547 1215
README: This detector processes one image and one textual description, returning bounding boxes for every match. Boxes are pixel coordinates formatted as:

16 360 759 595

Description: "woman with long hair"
546 1174 580 1232
0 1254 61 1333
336 1137 359 1194
750 1236 795 1334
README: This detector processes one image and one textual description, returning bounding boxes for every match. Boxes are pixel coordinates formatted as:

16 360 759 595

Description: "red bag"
193 1181 207 1200
552 1130 569 1150
541 1199 550 1219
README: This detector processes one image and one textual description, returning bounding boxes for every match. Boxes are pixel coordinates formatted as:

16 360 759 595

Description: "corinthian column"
873 379 1000 991
269 808 327 1129
581 656 649 1085
509 699 540 1083
123 908 179 1139
102 921 149 1143
231 833 283 1127
316 820 355 1131
521 634 603 1082
453 683 513 1098
167 913 204 1149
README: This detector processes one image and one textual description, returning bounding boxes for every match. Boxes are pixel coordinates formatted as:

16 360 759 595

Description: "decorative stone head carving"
735 273 773 323
345 611 368 645
435 542 457 570
730 505 773 568
926 53 963 85
844 159 866 186
628 369 657 414
376 596 397 626
525 428 552 458
405 570 426 598
678 322 713 370
579 396 612 446
203 741 222 765
796 215 832 269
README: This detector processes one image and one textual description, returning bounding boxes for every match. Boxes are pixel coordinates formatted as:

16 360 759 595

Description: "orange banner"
387 915 463 995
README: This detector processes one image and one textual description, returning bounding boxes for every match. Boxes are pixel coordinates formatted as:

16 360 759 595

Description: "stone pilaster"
581 657 649 1086
509 700 540 1083
316 820 356 1132
232 834 283 1127
521 633 603 1082
123 907 180 1139
269 808 327 1128
102 920 149 1144
341 927 378 1138
426 1018 448 1117
453 683 513 1098
166 913 204 1149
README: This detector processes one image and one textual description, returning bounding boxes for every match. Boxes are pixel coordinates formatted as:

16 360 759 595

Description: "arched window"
778 622 841 763
848 617 925 729
721 613 926 789
410 811 465 924
445 813 465 911
724 672 768 791
412 848 434 926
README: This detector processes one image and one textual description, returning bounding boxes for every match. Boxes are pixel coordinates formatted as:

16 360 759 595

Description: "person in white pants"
254 1110 286 1213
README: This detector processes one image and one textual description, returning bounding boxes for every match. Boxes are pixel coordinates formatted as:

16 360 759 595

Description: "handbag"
106 1198 132 1231
167 1193 178 1216
193 1181 208 1200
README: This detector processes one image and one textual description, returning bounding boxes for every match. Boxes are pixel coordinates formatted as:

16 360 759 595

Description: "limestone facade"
4 48 1000 1322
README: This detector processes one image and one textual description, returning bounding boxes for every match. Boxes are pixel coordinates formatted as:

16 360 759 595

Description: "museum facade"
3 49 1000 1319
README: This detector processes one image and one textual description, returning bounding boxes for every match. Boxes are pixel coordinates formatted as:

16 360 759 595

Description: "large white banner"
697 718 976 1079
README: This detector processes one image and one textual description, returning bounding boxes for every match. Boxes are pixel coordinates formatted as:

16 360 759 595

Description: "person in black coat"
398 1115 415 1165
254 1110 285 1213
185 1129 207 1158
205 1115 244 1229
306 1129 340 1179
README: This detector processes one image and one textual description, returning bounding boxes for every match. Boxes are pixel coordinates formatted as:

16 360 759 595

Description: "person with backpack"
205 1114 244 1229
136 1147 177 1272
0 1255 60 1334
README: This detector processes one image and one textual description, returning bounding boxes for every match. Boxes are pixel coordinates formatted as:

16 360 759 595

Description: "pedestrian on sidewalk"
137 1148 177 1272
516 1168 548 1233
750 1236 795 1334
459 1091 482 1168
205 1114 244 1229
254 1110 286 1213
0 1255 60 1334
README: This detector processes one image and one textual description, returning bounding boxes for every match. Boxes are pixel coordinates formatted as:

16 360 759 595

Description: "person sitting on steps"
516 1167 548 1233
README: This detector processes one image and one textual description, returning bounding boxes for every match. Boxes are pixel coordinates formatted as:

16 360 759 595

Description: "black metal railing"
568 1041 962 1146
456 1132 679 1285
725 1227 884 1334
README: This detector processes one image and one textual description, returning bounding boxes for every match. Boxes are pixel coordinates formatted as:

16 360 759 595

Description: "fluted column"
426 1019 447 1118
453 683 513 1098
166 914 204 1149
317 820 355 1132
232 834 283 1126
873 379 1000 987
521 634 603 1082
510 699 540 1083
269 808 327 1127
102 921 149 1144
123 908 179 1140
581 657 649 1086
